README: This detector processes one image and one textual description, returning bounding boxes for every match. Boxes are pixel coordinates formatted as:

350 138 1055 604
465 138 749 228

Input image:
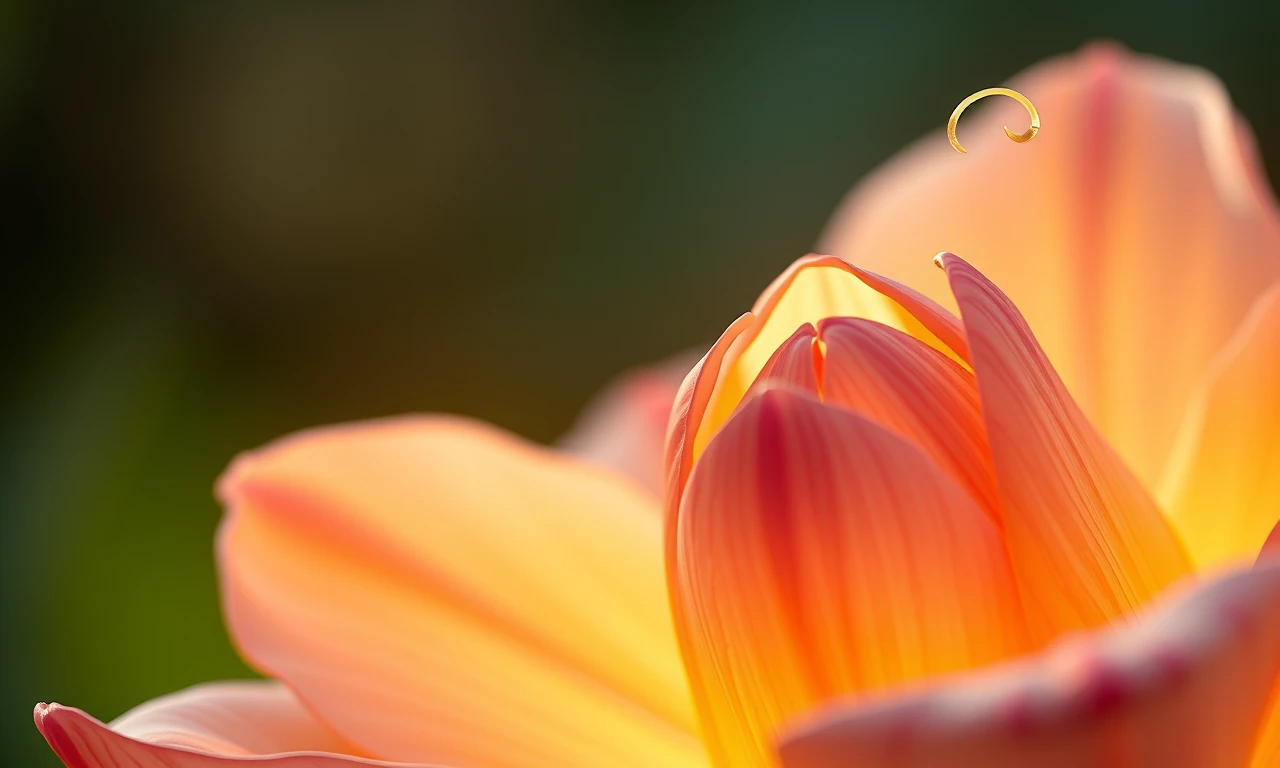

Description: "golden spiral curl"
947 87 1039 154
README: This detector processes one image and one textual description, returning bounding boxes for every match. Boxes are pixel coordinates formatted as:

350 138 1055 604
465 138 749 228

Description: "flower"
665 251 1280 768
33 44 1280 768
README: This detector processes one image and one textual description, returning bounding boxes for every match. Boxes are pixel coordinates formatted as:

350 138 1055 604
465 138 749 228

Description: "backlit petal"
673 388 1029 768
663 312 755 555
560 351 700 495
692 255 967 463
218 417 705 768
778 563 1280 768
35 681 423 767
939 253 1191 640
1160 283 1280 569
740 324 821 403
818 317 997 517
822 43 1280 490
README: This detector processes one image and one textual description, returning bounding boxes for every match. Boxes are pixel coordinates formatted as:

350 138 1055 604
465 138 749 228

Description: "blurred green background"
3 1 1279 764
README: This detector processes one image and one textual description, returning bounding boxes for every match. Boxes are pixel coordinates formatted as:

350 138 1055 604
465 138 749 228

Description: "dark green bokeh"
3 1 1279 764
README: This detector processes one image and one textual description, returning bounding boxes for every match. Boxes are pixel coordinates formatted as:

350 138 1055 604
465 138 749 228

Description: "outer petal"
673 388 1029 768
939 253 1191 640
218 416 706 768
817 317 998 518
822 43 1280 490
560 350 700 495
1160 282 1280 569
35 681 428 767
777 562 1280 768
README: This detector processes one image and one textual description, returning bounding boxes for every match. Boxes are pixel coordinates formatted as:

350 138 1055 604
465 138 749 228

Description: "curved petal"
777 562 1280 768
817 317 998 518
691 255 968 464
217 416 706 768
741 323 821 403
939 253 1191 640
821 42 1280 490
664 312 755 561
34 681 428 766
673 388 1029 768
560 350 701 496
1160 282 1280 569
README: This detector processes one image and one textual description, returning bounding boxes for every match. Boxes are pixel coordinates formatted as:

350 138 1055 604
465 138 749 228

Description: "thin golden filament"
947 87 1040 154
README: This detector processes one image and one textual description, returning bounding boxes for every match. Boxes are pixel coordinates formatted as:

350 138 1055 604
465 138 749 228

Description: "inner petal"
673 389 1029 768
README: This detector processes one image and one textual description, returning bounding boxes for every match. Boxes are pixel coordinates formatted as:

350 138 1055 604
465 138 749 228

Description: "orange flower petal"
740 323 821 402
673 389 1029 768
1159 282 1280 569
818 317 997 517
34 681 422 767
218 417 706 768
559 350 700 496
777 562 1280 768
822 43 1280 491
939 253 1191 639
691 256 967 464
664 312 755 554
841 266 972 364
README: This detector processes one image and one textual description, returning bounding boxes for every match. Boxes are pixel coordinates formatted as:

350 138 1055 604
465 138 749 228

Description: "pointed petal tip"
33 701 67 735
33 702 52 731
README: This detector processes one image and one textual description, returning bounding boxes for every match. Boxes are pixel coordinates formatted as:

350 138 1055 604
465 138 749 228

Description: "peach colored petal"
817 317 998 518
1159 282 1280 570
740 323 821 403
217 416 706 768
939 252 1191 640
559 350 700 495
691 255 967 464
841 265 972 364
663 311 755 560
672 388 1029 768
35 681 431 767
777 562 1280 768
821 43 1280 491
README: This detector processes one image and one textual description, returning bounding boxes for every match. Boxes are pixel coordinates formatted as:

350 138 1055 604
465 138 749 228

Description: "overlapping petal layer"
34 681 421 767
777 562 1280 768
818 317 997 517
740 324 821 403
1161 282 1280 569
691 256 967 462
939 253 1192 639
218 417 705 768
673 388 1029 768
